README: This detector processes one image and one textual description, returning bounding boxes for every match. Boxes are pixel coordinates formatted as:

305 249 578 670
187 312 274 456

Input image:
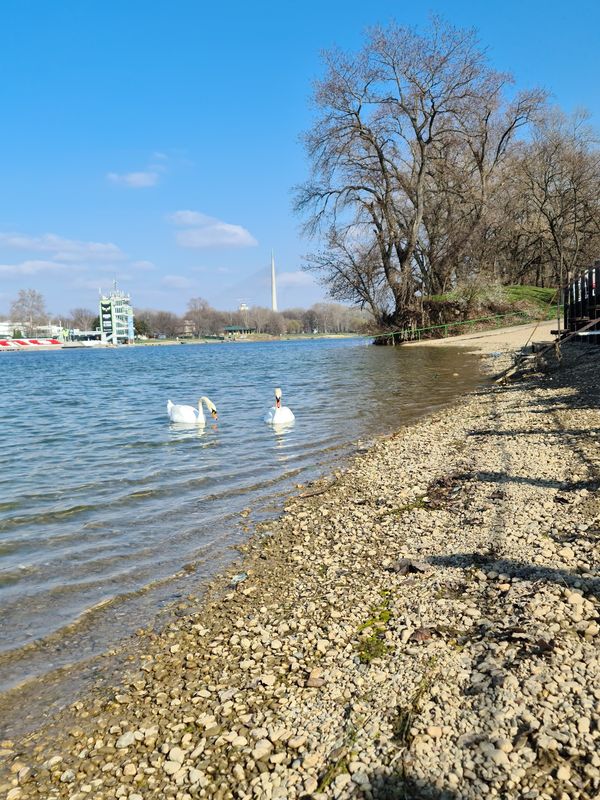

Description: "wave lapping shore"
1 338 599 800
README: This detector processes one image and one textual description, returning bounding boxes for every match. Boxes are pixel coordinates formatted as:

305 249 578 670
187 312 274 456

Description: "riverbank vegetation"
295 17 600 329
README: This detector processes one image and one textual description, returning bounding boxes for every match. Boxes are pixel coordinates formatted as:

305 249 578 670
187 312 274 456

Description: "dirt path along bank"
1 332 599 800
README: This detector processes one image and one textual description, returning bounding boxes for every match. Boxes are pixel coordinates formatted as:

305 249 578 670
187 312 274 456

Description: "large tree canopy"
296 18 547 327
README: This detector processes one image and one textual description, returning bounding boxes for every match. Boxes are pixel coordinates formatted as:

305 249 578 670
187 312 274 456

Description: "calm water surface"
0 338 481 714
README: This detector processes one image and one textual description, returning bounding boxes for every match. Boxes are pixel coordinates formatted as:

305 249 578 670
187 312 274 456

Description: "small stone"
427 726 443 738
169 746 185 763
60 769 75 783
17 766 32 783
232 736 248 747
559 546 575 560
43 755 63 769
123 763 137 776
490 750 509 767
586 622 600 636
352 772 370 787
557 765 571 781
163 761 180 775
578 718 591 735
306 668 325 689
567 592 584 606
115 732 136 749
335 773 351 788
303 753 321 768
497 738 513 753
252 739 273 760
288 734 307 749
7 790 23 800
189 768 204 784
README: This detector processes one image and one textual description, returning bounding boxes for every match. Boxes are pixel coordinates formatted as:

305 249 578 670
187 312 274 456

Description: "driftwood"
493 317 600 383
299 477 338 498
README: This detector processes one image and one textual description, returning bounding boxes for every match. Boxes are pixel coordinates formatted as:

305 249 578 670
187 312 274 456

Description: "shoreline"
2 325 599 800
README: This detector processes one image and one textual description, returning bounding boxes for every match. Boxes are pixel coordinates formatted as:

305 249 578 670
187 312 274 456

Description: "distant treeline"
134 299 371 338
0 291 371 338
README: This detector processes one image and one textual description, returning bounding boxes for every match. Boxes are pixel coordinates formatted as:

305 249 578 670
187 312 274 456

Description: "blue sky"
0 0 598 316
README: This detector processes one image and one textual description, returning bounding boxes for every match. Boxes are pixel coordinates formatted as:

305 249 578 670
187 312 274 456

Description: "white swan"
263 387 295 424
167 397 218 424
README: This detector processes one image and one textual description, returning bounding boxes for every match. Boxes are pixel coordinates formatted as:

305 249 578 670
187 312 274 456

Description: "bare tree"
134 308 181 338
514 110 600 287
296 18 544 326
10 289 47 333
68 308 96 330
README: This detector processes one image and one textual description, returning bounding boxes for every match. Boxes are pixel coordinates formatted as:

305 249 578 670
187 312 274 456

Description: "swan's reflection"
270 421 295 460
168 422 207 440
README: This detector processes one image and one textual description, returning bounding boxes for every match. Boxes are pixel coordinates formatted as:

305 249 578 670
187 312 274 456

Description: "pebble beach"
2 324 599 800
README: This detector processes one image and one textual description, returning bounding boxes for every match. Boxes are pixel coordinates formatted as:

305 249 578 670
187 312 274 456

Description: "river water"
0 338 481 732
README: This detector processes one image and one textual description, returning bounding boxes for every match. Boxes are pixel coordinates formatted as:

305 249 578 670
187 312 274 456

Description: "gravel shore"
1 333 598 800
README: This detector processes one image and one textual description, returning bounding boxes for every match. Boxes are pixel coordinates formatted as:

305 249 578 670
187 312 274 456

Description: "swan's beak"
211 409 218 420
276 398 281 409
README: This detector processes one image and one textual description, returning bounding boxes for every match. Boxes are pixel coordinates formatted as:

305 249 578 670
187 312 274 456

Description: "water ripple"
0 338 481 691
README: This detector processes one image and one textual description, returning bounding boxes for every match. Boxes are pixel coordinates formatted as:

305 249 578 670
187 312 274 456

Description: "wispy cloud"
107 171 160 188
277 270 316 288
161 274 195 290
168 210 258 249
0 232 125 262
130 259 157 271
107 152 170 189
0 259 73 275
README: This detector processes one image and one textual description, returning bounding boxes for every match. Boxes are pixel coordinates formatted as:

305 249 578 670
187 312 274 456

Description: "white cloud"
168 210 207 227
0 259 72 275
130 260 156 271
277 270 316 288
0 232 125 262
161 274 194 290
168 210 258 249
107 171 159 188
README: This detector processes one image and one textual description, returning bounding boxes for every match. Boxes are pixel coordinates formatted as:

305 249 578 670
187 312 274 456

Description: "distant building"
99 285 134 344
179 318 196 337
0 321 16 337
223 325 255 338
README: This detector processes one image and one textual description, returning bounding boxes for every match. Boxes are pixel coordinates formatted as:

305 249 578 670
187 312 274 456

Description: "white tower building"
270 251 278 312
99 282 135 344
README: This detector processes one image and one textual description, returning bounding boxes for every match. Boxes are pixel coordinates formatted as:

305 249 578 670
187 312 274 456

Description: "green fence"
377 311 533 343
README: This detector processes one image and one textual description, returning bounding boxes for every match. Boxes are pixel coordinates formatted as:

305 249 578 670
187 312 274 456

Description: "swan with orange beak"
167 396 218 424
263 387 295 424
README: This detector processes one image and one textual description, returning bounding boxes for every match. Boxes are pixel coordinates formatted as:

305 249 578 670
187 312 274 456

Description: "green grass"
356 592 393 663
428 284 559 321
503 285 557 307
